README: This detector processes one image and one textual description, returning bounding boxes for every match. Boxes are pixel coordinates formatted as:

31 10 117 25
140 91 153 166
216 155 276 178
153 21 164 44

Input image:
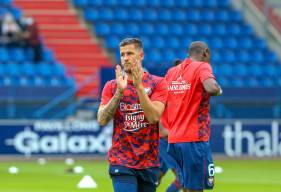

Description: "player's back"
165 58 214 143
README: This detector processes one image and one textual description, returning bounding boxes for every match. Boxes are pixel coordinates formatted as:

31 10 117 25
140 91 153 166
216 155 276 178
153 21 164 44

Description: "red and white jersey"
165 58 215 143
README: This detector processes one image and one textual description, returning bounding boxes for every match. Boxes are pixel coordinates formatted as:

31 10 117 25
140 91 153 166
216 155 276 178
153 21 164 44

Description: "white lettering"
223 121 281 157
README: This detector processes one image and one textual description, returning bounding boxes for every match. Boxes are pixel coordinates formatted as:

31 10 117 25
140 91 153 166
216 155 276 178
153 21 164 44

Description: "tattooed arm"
97 90 123 126
97 65 127 126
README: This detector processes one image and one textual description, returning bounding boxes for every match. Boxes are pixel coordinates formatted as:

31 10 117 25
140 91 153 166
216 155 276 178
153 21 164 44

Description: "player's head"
173 58 182 66
119 37 144 73
188 41 210 63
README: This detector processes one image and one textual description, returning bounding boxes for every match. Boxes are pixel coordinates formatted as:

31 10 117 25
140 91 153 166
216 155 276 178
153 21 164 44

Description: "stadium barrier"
0 119 280 157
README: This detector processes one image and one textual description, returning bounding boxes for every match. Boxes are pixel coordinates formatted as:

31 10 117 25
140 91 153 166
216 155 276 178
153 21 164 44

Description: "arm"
132 60 166 124
202 78 222 96
135 85 165 124
97 90 123 126
97 65 128 126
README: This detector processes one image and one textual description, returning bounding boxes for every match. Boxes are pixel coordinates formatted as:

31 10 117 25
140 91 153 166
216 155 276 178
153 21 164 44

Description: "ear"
139 51 144 59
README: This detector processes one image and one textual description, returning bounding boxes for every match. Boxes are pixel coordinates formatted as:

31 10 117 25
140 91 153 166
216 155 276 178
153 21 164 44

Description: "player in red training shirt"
165 41 222 192
97 38 168 192
158 59 183 192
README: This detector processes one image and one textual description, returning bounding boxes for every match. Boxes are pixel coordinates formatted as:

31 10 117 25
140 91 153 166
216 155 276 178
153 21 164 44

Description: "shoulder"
165 65 179 78
104 79 117 89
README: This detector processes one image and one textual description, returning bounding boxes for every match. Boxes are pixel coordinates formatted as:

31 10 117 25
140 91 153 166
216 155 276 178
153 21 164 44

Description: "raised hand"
115 65 127 93
131 58 143 89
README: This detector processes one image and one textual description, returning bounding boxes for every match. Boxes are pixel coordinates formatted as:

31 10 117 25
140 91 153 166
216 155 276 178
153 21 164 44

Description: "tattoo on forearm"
98 91 122 124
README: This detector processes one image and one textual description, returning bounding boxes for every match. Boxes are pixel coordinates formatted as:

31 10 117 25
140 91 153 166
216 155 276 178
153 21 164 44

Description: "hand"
115 65 127 93
131 58 143 89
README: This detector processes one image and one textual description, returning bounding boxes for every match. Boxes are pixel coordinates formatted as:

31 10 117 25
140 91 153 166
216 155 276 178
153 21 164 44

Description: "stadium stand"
14 0 113 98
73 0 281 118
0 0 79 118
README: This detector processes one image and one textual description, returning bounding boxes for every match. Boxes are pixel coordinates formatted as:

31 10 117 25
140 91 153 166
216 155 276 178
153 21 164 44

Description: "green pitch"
0 158 280 192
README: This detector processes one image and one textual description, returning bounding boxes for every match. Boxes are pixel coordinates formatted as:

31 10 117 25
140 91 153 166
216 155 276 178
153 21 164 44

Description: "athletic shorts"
167 141 214 190
159 137 181 176
109 164 160 191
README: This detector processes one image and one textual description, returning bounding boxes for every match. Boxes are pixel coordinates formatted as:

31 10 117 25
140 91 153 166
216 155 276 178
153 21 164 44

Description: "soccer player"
97 37 168 192
165 41 222 192
158 58 183 192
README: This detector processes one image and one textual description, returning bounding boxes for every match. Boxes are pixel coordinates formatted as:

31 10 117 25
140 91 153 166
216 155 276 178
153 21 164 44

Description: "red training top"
101 72 168 169
165 58 215 143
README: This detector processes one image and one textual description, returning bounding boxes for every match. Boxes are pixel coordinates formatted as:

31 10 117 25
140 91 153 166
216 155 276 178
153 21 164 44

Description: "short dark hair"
119 38 143 50
188 41 209 56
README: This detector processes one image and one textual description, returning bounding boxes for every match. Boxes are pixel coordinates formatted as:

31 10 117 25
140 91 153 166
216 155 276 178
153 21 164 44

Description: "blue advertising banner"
210 120 281 157
0 120 112 156
0 119 280 157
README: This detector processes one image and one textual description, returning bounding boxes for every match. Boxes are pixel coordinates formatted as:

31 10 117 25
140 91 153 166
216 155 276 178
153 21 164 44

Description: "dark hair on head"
119 37 143 49
173 58 182 66
188 41 209 56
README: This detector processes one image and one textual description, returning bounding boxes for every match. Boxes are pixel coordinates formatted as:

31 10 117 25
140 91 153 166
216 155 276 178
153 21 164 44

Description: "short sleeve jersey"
101 72 168 169
165 58 215 143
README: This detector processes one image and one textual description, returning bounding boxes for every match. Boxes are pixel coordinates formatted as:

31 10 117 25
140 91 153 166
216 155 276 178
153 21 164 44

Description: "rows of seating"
0 47 55 63
74 0 281 88
75 0 230 8
0 2 74 89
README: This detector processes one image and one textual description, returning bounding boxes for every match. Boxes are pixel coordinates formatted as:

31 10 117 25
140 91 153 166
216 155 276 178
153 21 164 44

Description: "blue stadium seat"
186 10 201 21
158 9 172 21
239 37 253 49
184 24 198 35
5 63 20 76
147 0 160 6
52 63 66 77
21 63 35 77
229 10 243 22
9 48 25 62
0 47 9 62
247 77 259 87
134 0 146 6
234 64 248 77
150 37 165 48
221 64 233 76
88 0 102 6
224 50 235 63
201 11 215 21
166 37 180 48
114 9 128 21
99 8 114 20
199 24 212 36
143 9 157 21
237 51 250 63
139 23 154 35
147 49 161 62
73 0 88 7
155 23 169 35
260 77 274 87
127 23 139 35
169 23 183 35
128 9 143 21
249 64 263 77
210 38 223 49
84 8 99 21
94 23 110 36
171 10 186 21
105 36 120 49
212 24 226 36
227 24 241 35
111 23 125 35
215 10 229 21
37 63 52 78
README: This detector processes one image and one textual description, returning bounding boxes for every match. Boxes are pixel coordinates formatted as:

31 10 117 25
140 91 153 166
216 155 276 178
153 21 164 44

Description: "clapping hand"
131 58 143 89
115 65 127 93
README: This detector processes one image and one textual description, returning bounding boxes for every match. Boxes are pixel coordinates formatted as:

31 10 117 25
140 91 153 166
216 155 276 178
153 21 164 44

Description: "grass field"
0 158 280 192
